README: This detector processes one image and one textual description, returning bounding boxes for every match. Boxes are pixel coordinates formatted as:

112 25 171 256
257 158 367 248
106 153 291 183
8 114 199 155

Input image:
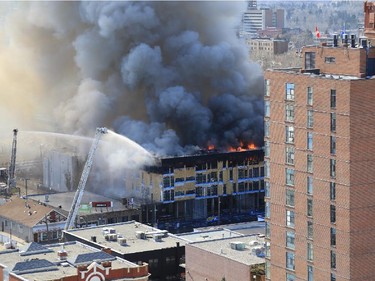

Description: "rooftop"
188 234 265 266
28 190 131 214
0 241 139 281
64 221 187 254
0 196 58 227
178 228 243 242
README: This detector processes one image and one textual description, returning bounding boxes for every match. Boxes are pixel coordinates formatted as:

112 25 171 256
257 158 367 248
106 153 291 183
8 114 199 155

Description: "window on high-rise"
286 126 295 143
305 52 316 69
331 250 336 269
307 110 314 128
286 273 296 281
330 182 336 201
265 100 270 117
286 168 295 186
286 146 295 165
307 132 313 150
331 113 336 132
307 221 313 239
286 252 295 271
286 210 295 228
265 79 270 96
331 227 336 247
330 89 336 109
308 265 314 281
286 83 295 100
286 189 295 207
330 136 336 154
307 86 313 105
286 231 295 249
330 205 336 223
307 154 313 173
330 159 336 178
307 176 313 195
307 198 313 217
286 104 295 122
307 242 314 261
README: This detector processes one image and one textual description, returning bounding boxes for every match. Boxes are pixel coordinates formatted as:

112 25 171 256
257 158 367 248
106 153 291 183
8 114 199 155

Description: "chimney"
342 34 348 45
351 34 356 48
57 244 68 261
102 247 112 255
333 34 338 47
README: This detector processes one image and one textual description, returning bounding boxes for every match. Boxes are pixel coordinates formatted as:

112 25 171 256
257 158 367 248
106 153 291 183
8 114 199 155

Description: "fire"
207 144 215 150
228 142 256 152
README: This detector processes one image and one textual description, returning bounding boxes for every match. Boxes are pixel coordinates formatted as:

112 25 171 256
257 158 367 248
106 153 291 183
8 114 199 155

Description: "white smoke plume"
0 1 264 158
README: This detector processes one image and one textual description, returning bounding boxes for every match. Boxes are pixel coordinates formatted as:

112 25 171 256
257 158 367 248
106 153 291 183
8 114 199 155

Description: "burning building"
125 148 264 230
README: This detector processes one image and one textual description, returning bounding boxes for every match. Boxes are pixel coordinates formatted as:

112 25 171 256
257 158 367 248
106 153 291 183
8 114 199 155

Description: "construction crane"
6 129 18 193
64 127 108 231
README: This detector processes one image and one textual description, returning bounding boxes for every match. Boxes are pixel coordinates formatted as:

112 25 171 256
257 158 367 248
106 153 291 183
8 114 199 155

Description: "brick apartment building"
264 2 375 281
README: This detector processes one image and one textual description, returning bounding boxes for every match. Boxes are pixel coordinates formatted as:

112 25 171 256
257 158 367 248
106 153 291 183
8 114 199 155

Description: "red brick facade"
265 43 375 281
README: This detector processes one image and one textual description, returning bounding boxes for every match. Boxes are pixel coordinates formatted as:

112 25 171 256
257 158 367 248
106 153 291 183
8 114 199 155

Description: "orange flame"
208 144 215 150
228 142 256 152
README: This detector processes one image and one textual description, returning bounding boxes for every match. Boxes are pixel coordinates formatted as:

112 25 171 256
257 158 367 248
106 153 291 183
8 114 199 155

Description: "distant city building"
28 191 141 228
184 234 265 281
264 3 375 280
257 27 283 39
241 5 285 38
248 38 289 55
42 150 78 192
127 150 264 230
63 221 186 281
0 196 66 243
0 241 149 281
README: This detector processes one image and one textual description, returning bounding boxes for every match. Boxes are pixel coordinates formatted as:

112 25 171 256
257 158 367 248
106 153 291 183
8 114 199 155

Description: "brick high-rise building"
264 2 375 281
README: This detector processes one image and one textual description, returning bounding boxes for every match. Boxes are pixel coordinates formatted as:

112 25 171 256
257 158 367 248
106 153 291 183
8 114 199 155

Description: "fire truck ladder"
64 127 108 231
8 129 18 189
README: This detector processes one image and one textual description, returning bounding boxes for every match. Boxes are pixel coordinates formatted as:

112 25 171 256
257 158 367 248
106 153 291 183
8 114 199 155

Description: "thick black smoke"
0 1 264 157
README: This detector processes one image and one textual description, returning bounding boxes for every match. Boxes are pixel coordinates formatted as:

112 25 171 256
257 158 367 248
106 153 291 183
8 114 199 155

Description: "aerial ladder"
64 127 108 231
7 129 18 192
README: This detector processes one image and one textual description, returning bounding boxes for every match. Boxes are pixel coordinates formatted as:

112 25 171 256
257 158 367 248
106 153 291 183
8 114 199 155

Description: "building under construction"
127 149 265 231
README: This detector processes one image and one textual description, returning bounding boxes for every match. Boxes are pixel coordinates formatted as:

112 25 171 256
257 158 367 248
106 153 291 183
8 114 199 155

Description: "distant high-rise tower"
248 0 257 10
264 3 375 281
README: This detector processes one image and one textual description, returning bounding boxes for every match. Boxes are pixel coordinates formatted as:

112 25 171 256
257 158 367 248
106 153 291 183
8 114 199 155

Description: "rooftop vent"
135 231 146 240
57 245 67 261
230 241 246 251
118 237 127 246
153 234 163 242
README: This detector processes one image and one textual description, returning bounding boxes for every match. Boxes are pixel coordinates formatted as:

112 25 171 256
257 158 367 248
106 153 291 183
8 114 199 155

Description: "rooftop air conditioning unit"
118 237 127 246
136 231 146 239
153 234 163 242
230 241 246 251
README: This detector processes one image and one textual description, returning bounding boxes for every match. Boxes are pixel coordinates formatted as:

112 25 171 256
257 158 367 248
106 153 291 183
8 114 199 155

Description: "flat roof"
65 221 187 254
28 191 131 213
0 241 138 281
188 234 265 266
267 68 375 81
184 221 265 237
178 228 243 242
